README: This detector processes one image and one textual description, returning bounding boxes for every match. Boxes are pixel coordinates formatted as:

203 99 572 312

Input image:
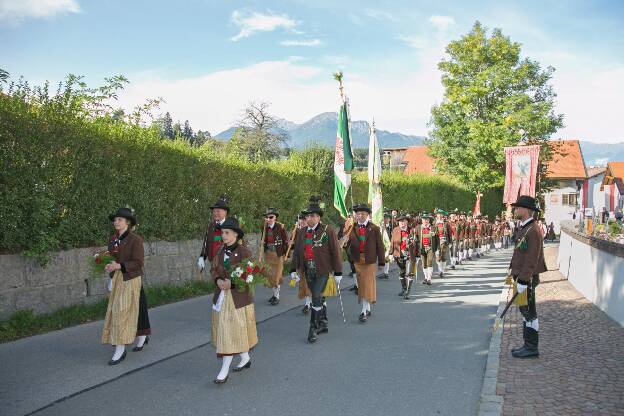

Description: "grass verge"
0 280 215 343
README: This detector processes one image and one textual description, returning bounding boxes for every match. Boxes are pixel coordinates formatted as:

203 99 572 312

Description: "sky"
1 0 623 143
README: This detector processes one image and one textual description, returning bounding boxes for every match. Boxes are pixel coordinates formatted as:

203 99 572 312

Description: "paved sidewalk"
497 244 624 416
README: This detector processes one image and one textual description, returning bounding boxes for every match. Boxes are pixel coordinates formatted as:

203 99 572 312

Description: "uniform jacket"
291 223 343 276
510 218 547 284
347 222 386 266
200 220 225 262
415 224 440 255
263 222 289 257
434 220 452 244
391 226 417 260
108 230 144 281
211 244 254 309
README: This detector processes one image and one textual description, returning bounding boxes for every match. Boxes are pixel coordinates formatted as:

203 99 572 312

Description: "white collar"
267 223 275 229
520 217 533 228
216 219 225 225
307 223 319 231
357 219 370 227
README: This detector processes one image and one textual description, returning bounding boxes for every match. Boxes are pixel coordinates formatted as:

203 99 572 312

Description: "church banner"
503 145 540 204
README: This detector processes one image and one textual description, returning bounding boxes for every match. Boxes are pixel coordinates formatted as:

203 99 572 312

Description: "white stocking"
273 285 281 299
217 356 233 381
112 345 125 361
135 335 147 348
428 267 434 280
383 263 390 274
362 300 370 314
237 351 250 368
304 296 311 306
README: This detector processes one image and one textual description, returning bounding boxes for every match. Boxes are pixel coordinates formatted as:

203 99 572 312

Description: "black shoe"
308 310 319 343
366 310 371 317
308 325 318 343
268 296 276 303
439 272 444 278
403 281 412 300
132 337 149 352
476 253 481 258
382 273 390 280
302 304 310 314
359 312 367 323
233 361 251 372
349 285 357 291
426 280 432 285
108 350 126 366
450 265 456 270
214 375 229 384
422 280 427 285
270 297 280 306
511 346 539 358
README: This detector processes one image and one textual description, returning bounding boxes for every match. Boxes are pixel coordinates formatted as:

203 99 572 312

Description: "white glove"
197 256 205 271
107 278 113 292
290 272 300 282
334 275 342 286
516 282 527 294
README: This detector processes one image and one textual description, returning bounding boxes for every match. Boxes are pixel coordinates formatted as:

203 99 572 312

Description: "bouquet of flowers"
92 251 115 276
225 258 269 295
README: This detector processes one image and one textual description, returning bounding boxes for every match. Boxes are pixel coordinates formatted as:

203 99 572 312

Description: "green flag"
333 101 354 218
368 122 390 251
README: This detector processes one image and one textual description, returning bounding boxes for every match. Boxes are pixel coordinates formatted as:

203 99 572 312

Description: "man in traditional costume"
290 212 313 314
198 194 229 271
416 213 439 285
290 197 343 343
261 208 288 306
434 209 452 277
347 203 386 321
509 196 547 358
391 212 418 300
448 209 460 269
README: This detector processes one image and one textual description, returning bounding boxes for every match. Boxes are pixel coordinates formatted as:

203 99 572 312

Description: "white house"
583 166 607 214
543 140 588 233
601 162 624 214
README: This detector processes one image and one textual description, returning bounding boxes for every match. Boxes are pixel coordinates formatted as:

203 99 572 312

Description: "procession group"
100 193 545 384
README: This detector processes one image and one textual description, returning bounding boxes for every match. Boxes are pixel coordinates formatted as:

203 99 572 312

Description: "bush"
0 76 503 263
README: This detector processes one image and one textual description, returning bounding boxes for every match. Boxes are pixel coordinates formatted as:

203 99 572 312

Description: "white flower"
247 261 254 267
234 267 243 277
246 275 254 284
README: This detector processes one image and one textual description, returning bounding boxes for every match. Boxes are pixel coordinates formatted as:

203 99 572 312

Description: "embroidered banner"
503 145 541 204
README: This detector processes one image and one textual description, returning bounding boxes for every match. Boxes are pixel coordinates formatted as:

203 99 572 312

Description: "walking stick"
492 291 519 332
259 221 267 263
284 223 298 259
336 280 347 324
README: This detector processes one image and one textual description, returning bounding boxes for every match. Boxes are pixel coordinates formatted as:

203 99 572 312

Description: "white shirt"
520 218 533 228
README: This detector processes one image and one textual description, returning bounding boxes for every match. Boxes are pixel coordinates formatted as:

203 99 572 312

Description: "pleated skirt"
265 251 284 287
355 260 377 304
211 290 258 357
101 271 141 345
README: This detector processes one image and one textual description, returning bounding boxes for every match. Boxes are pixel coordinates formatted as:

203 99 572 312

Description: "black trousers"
304 261 329 309
518 276 539 323
395 256 408 278
137 286 151 336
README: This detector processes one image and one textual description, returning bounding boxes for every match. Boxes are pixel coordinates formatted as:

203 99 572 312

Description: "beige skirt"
265 251 284 287
101 271 141 345
355 258 377 304
211 290 258 356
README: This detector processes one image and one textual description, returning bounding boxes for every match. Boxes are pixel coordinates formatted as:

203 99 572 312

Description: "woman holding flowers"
101 207 151 365
210 217 260 384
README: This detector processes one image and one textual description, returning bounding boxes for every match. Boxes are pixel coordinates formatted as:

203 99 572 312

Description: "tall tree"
428 22 564 192
183 120 193 140
172 121 182 139
162 112 174 139
227 101 288 162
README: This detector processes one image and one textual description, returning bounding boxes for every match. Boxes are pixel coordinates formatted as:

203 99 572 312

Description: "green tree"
428 22 564 192
226 102 288 162
183 120 193 140
161 112 174 139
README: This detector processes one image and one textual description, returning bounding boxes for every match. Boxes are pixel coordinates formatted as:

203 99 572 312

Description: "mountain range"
215 112 623 165
215 112 426 149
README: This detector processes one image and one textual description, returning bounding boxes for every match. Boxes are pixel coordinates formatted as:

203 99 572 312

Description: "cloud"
397 35 427 49
230 10 298 41
280 39 322 47
363 8 396 21
429 15 455 31
0 0 80 24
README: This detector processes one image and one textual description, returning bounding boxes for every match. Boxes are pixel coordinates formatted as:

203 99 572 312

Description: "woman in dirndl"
101 207 152 365
210 217 258 384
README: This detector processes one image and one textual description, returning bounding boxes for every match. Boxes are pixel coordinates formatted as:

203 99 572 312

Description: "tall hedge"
0 92 503 262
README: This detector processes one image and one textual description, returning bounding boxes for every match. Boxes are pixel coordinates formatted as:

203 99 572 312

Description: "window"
561 193 577 206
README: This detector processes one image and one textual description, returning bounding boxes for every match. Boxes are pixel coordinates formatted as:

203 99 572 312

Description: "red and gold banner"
503 145 540 204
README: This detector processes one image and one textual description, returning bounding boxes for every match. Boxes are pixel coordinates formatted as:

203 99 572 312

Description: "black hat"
396 211 409 221
511 195 540 212
109 207 137 226
220 217 244 239
304 196 324 216
210 194 230 212
383 212 392 219
352 203 372 214
298 211 307 220
420 212 434 221
264 208 279 218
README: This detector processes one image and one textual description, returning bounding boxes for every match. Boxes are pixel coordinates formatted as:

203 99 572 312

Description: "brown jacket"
348 222 386 266
391 226 417 260
108 231 144 281
263 222 289 257
291 223 343 276
510 219 547 284
434 220 452 244
211 244 254 309
200 220 224 262
415 224 440 255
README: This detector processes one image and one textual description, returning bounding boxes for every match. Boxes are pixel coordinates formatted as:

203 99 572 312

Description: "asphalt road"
2 251 509 416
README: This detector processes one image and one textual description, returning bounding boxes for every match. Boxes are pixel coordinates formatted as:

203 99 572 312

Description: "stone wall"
0 234 262 319
558 221 624 326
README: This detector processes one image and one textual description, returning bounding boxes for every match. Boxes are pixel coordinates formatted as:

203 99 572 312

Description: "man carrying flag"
332 71 354 220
